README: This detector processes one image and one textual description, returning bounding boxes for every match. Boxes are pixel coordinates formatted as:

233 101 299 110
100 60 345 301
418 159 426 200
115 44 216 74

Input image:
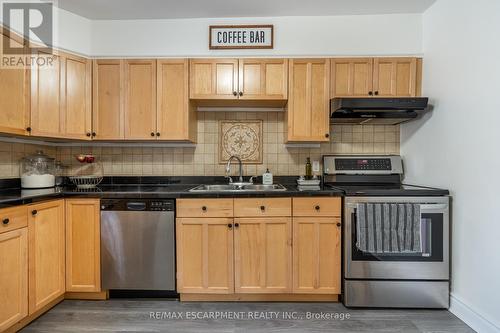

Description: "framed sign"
209 25 274 50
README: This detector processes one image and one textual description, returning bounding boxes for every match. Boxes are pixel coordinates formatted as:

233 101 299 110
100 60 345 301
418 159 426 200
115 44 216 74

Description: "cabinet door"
157 59 196 141
60 54 92 140
293 217 341 294
28 200 65 314
0 32 30 136
0 228 28 331
93 60 124 139
238 59 288 100
331 58 373 97
189 59 238 99
176 218 234 294
65 199 100 292
287 59 330 142
30 51 62 138
234 217 292 293
373 57 417 97
124 59 157 140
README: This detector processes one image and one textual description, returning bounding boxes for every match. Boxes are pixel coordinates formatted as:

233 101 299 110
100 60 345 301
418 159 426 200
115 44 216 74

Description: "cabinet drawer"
234 198 291 217
293 198 341 217
177 199 233 217
0 206 27 234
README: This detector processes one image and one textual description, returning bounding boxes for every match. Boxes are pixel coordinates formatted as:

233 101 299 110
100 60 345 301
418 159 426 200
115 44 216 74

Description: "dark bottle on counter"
305 158 312 179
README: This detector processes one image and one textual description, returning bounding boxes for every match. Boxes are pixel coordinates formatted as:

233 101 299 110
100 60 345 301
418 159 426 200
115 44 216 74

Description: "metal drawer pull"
201 206 207 211
31 210 38 216
315 205 320 211
260 205 265 211
2 218 9 225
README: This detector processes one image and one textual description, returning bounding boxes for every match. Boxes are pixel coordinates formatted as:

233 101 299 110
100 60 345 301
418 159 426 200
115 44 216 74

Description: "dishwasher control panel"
101 199 175 212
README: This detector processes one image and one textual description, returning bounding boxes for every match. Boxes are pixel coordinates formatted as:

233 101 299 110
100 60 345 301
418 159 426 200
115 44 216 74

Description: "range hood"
330 97 429 125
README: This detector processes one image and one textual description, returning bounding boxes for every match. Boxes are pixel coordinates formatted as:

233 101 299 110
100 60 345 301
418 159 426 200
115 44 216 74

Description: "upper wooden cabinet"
373 57 418 97
190 58 238 99
28 200 65 314
331 57 420 98
124 59 157 140
60 54 92 139
0 228 28 331
331 58 373 97
0 31 30 136
287 59 330 142
157 59 196 141
30 51 63 138
65 199 101 293
238 59 288 100
189 58 288 101
93 59 125 140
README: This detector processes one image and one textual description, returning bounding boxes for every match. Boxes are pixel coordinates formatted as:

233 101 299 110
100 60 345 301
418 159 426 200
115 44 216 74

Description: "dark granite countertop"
0 176 343 208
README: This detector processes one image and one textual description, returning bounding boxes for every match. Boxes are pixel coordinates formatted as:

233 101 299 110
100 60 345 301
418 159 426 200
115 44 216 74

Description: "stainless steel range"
323 155 450 308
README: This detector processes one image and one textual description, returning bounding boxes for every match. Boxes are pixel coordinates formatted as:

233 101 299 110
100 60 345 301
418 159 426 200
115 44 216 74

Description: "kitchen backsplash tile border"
0 112 399 179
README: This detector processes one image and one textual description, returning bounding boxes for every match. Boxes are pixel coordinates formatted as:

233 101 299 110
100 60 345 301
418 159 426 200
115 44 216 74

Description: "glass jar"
20 150 56 188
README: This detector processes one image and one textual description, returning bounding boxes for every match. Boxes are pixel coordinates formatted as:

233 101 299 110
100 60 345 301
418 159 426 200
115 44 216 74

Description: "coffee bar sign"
209 25 274 49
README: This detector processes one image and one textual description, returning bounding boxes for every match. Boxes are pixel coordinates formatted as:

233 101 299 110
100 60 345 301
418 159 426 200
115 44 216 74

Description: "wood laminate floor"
21 299 474 333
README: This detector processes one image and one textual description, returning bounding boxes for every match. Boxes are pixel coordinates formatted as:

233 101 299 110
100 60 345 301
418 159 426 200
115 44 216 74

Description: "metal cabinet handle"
260 205 265 211
2 218 9 225
228 223 232 229
26 127 32 132
239 92 243 96
374 91 379 96
156 132 160 137
368 91 373 96
31 210 38 216
336 222 341 227
86 132 91 137
234 223 239 228
325 133 330 138
150 132 155 137
92 132 96 137
232 91 237 96
201 206 207 211
315 205 320 211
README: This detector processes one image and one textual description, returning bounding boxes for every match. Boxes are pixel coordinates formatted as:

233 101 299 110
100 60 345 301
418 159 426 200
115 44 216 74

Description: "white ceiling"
56 0 436 20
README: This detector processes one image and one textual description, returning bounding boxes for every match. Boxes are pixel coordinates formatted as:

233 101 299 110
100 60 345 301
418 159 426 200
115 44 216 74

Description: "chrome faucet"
225 155 244 183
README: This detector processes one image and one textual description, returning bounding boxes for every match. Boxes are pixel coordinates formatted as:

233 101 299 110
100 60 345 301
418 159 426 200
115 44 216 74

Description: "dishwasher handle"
126 202 147 211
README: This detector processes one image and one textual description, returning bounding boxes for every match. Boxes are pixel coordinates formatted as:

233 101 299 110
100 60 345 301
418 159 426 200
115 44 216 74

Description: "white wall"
401 0 500 332
90 14 422 57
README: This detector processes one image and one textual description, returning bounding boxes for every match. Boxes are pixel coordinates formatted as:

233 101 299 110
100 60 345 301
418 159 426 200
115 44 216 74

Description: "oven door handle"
420 204 448 210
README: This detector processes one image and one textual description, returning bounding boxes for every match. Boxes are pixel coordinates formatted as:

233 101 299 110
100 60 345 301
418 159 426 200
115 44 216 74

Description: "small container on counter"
20 151 56 189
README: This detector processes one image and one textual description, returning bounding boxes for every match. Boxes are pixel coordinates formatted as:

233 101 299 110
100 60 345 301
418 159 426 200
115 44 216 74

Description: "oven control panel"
335 158 392 171
323 155 403 175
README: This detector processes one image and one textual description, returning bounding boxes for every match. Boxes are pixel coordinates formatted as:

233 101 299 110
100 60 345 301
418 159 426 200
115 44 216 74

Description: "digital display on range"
335 158 392 171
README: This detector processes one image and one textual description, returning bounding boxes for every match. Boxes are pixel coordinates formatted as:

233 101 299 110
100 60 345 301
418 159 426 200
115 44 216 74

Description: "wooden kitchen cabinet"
124 59 157 140
0 228 28 331
330 58 373 97
287 59 330 142
93 59 125 140
373 57 418 97
176 218 234 294
60 53 92 139
157 59 196 141
30 51 62 138
330 57 420 98
0 30 30 136
238 58 288 100
234 217 292 293
190 58 239 99
293 217 341 294
65 199 101 292
28 200 65 314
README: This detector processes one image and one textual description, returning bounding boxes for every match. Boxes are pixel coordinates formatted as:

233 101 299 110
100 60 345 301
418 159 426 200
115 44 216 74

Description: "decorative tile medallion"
219 120 263 164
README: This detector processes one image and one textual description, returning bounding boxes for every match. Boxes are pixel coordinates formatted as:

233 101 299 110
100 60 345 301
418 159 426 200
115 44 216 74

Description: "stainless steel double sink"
189 184 287 192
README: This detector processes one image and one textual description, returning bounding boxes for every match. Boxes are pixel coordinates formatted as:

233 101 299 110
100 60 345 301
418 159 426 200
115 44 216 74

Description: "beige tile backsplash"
0 112 400 179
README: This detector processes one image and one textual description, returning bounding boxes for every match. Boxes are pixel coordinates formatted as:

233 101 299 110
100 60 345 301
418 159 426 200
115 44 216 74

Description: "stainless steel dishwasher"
100 199 176 292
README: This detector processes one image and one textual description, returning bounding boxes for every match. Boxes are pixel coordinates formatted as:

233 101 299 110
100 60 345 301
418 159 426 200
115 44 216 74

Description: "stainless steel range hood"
330 97 429 125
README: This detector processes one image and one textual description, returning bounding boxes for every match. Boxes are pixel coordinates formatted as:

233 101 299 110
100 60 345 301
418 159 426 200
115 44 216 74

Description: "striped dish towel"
356 203 421 253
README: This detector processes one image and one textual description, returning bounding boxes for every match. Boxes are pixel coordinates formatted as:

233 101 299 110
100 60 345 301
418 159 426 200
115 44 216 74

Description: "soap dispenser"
262 168 273 185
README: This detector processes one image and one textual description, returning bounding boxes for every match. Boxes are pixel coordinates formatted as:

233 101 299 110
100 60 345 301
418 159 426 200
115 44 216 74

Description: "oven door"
344 196 449 280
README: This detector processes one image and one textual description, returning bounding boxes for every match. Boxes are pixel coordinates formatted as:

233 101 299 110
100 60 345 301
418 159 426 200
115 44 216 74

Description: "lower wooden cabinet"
0 228 28 331
234 217 292 293
176 218 234 294
293 217 341 294
65 199 101 292
28 200 65 314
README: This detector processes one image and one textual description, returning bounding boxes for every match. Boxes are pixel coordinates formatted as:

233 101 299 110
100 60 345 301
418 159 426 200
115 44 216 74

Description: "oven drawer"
293 198 341 217
177 199 233 217
234 198 291 217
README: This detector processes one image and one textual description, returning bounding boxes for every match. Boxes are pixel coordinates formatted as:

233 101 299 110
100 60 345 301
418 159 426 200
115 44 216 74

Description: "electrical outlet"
312 160 320 173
